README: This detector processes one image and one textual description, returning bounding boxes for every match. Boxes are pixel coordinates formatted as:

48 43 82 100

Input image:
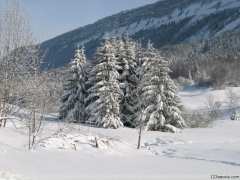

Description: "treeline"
60 37 186 132
162 32 240 88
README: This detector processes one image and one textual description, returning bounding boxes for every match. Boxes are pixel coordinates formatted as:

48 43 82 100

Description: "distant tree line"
162 32 240 88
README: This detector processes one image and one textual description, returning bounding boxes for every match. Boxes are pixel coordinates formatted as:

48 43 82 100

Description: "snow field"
0 87 240 179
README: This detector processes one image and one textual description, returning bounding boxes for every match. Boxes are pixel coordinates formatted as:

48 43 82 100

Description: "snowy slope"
0 87 240 180
104 0 240 38
41 0 240 69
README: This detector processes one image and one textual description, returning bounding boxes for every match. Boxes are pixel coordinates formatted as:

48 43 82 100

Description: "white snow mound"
0 171 29 180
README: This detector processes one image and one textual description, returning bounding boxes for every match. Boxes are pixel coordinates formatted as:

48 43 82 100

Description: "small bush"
231 111 240 121
175 76 194 89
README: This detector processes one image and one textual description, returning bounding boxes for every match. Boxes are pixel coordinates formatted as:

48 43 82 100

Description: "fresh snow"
0 171 28 180
179 87 240 110
71 0 240 46
103 0 240 40
0 87 240 180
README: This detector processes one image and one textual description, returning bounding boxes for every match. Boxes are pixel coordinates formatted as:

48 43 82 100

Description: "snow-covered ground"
0 171 28 180
179 87 240 111
0 87 240 180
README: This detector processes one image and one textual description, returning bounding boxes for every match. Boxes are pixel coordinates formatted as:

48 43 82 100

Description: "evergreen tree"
59 48 87 122
139 42 185 132
86 39 123 129
113 37 139 127
140 42 165 131
162 71 186 129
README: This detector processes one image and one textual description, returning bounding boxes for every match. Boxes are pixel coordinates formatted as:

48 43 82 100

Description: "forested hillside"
40 0 240 69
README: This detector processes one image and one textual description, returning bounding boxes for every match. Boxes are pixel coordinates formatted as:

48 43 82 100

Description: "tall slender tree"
86 39 123 129
112 37 139 127
162 66 186 130
0 0 37 127
59 48 87 122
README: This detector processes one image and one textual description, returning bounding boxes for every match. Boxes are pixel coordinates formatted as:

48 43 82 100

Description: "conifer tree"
139 42 185 132
59 48 87 122
113 37 139 127
162 69 186 129
86 39 123 129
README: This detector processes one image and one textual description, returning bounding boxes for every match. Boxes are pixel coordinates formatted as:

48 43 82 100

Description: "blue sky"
1 0 158 42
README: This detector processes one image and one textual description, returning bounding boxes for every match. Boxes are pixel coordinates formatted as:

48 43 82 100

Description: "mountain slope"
41 0 240 69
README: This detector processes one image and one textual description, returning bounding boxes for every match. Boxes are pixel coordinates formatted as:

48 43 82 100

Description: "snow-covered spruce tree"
59 48 87 123
112 37 139 127
139 42 165 131
139 42 185 132
86 39 123 129
162 68 186 131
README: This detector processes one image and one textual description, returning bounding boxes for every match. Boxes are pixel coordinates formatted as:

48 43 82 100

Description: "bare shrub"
226 88 239 113
175 76 194 90
0 0 36 127
205 95 222 120
230 111 240 121
183 111 213 128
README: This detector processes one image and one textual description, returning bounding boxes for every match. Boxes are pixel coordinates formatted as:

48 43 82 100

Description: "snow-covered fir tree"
162 69 186 130
86 39 123 129
139 42 186 132
59 48 87 122
112 37 139 127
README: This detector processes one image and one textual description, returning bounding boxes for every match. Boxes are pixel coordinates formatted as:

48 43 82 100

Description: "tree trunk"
137 123 143 149
28 125 31 150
